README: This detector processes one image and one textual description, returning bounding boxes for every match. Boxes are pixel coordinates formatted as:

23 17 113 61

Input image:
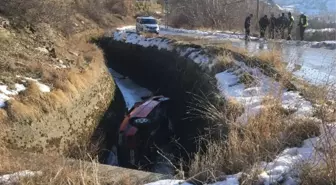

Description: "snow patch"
22 77 51 92
0 84 27 108
310 40 336 50
0 170 42 184
306 28 336 33
215 61 313 124
113 30 213 71
0 93 10 108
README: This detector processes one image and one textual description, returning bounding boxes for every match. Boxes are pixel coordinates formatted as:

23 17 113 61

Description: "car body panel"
119 97 162 133
116 95 171 168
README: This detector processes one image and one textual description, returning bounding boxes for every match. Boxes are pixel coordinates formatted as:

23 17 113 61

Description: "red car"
117 96 173 169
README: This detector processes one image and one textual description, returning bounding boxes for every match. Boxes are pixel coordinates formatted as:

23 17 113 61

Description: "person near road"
298 13 308 41
279 13 289 39
269 13 276 39
287 12 295 40
275 14 281 38
244 14 253 41
259 15 270 39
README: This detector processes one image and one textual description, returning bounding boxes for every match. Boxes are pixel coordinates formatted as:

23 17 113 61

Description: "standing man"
259 15 270 39
279 13 289 39
287 12 295 40
244 14 253 41
298 13 308 41
275 14 282 38
269 13 276 39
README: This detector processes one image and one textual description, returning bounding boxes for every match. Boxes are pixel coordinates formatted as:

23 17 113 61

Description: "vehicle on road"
116 95 173 169
136 16 160 35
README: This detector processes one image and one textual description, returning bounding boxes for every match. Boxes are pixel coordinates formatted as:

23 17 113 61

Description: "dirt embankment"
0 0 132 158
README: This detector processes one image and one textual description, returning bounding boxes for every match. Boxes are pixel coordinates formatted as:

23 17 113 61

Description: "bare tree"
168 0 282 31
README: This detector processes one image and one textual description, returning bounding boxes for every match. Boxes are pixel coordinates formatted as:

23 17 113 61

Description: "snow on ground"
112 27 335 185
0 170 42 184
0 84 26 108
215 62 313 124
306 28 336 33
113 31 214 71
22 77 51 93
0 76 51 108
310 40 336 50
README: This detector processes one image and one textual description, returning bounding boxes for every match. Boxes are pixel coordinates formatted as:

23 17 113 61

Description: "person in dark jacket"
298 13 308 41
279 13 289 39
244 14 253 41
269 13 276 39
259 15 270 39
287 12 295 40
275 14 281 38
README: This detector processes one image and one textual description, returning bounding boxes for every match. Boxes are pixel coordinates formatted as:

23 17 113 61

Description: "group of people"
244 12 309 41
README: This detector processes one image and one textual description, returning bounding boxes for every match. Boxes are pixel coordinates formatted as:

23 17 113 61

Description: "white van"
136 16 159 34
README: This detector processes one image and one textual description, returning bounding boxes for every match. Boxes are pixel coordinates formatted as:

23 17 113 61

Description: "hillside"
272 0 336 15
0 0 136 182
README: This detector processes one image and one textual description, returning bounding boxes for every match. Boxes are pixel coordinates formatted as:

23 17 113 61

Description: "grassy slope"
0 0 134 180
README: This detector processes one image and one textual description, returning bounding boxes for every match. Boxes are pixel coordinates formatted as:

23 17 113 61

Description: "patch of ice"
0 170 43 184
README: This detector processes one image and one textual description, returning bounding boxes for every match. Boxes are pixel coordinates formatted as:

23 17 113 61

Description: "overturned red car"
117 95 174 169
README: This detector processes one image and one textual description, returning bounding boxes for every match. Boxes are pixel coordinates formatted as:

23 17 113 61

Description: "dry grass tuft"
0 28 11 42
255 50 283 69
213 51 234 73
299 134 336 185
189 93 323 183
283 119 321 147
299 163 336 185
5 100 39 122
238 72 254 87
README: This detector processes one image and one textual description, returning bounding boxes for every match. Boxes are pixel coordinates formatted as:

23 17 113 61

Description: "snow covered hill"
271 0 336 15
